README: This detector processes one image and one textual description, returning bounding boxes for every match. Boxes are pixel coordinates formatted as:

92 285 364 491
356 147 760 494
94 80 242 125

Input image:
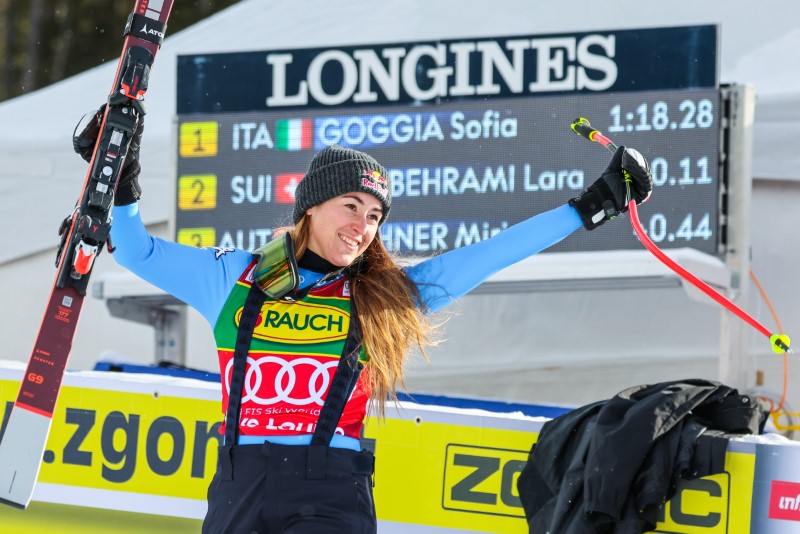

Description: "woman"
75 111 652 533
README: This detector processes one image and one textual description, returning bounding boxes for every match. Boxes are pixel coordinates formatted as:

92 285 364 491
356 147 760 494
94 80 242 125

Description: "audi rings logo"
236 301 350 345
226 356 339 406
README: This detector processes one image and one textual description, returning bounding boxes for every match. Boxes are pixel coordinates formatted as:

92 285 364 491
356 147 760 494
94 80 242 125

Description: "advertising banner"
1 364 798 533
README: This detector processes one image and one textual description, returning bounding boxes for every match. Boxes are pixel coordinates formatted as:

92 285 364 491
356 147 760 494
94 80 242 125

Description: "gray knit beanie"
292 145 391 224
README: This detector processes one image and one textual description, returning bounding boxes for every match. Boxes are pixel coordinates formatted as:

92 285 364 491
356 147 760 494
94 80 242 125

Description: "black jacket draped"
517 379 767 533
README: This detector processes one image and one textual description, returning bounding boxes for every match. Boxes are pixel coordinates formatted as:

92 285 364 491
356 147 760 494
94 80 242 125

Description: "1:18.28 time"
607 99 715 133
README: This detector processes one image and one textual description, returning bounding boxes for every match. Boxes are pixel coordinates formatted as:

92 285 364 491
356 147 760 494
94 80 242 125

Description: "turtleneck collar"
298 249 342 274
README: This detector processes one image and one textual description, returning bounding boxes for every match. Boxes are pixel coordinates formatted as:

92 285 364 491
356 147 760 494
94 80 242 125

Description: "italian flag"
275 119 313 151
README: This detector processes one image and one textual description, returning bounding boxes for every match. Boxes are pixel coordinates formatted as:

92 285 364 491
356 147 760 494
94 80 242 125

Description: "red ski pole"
571 117 791 355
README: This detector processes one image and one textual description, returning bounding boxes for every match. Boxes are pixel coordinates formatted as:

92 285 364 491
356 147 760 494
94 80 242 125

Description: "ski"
0 0 174 509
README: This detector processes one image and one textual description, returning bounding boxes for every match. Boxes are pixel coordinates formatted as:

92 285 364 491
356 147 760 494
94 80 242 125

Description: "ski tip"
0 495 29 510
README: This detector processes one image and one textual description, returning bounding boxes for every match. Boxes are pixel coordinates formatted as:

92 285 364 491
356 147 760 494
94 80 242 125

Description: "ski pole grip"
571 117 598 141
571 117 616 152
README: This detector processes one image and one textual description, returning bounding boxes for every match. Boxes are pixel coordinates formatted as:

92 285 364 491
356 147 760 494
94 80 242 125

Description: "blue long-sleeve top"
110 202 583 323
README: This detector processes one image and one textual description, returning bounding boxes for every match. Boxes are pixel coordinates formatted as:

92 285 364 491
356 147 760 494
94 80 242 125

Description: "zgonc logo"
769 480 800 522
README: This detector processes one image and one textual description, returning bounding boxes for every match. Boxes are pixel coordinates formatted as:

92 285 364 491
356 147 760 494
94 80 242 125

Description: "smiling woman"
74 96 652 530
295 147 390 266
306 192 383 266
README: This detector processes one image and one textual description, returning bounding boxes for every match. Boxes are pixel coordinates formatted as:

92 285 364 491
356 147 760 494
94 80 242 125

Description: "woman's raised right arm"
110 202 254 327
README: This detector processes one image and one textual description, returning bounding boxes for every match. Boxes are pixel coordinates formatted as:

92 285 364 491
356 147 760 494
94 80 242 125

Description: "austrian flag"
275 119 313 151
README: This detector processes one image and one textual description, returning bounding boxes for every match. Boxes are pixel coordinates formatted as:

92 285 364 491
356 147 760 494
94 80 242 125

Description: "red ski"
0 0 174 509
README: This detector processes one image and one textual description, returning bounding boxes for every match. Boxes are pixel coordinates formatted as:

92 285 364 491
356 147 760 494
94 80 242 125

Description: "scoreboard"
175 25 722 257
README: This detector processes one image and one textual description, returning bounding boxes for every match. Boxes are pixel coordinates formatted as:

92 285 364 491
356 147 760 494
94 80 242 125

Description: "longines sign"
177 25 717 113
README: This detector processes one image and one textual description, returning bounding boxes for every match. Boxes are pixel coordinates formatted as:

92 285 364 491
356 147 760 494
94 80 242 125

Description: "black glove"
73 104 144 206
569 145 653 230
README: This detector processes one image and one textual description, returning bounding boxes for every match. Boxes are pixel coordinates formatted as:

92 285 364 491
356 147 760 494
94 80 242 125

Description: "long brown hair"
288 215 434 416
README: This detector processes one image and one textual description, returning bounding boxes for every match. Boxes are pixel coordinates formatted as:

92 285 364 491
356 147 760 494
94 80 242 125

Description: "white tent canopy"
728 27 800 179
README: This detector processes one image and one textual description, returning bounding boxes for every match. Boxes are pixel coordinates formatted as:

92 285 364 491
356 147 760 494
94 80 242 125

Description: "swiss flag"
275 173 303 204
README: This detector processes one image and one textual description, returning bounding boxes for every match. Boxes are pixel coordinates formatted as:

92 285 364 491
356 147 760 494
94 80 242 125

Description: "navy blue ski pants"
202 442 376 534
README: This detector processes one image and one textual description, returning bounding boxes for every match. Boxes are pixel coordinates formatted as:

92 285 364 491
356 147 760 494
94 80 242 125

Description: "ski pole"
570 117 792 355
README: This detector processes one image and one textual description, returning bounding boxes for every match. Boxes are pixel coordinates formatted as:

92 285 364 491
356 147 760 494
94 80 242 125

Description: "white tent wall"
0 0 798 408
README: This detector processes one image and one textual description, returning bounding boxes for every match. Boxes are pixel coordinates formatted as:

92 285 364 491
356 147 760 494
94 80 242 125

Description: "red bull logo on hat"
362 169 388 195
